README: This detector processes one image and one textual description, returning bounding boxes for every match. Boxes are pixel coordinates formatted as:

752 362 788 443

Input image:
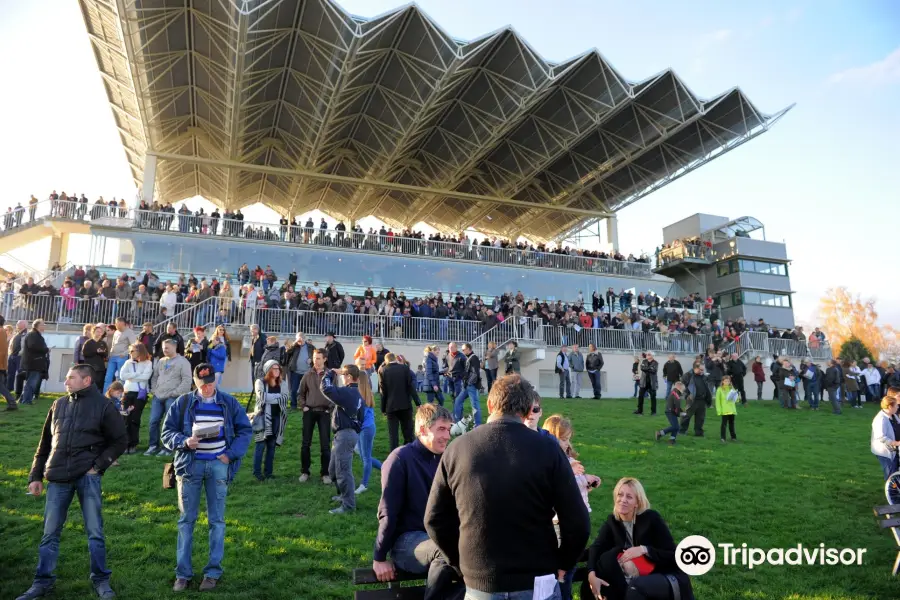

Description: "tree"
818 287 888 358
837 336 875 363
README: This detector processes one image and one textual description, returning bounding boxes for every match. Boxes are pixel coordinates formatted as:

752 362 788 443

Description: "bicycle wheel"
885 471 900 505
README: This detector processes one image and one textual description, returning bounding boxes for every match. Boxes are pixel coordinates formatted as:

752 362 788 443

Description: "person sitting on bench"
372 403 461 600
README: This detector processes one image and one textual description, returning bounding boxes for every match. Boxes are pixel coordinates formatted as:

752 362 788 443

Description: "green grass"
0 396 896 600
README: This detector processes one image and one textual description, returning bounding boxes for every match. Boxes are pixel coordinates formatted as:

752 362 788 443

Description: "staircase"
470 316 544 358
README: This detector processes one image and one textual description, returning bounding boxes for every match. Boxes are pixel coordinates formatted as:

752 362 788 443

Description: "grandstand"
0 0 802 398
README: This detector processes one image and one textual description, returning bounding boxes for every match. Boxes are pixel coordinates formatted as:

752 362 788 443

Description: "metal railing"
655 244 714 268
541 326 713 356
1 295 162 329
470 316 544 356
0 199 102 233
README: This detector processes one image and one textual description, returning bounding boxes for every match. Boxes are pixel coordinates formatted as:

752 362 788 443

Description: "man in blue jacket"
372 404 459 600
321 365 365 514
161 363 252 593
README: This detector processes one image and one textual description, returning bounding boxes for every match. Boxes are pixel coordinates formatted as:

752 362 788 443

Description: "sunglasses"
531 405 542 414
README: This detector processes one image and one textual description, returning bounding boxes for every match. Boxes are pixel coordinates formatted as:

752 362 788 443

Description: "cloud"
828 46 900 85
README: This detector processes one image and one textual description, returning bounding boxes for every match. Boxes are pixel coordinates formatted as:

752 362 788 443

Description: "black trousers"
387 408 414 451
580 548 689 600
733 378 746 404
720 414 737 440
680 398 707 435
637 386 657 413
123 391 147 448
301 409 331 477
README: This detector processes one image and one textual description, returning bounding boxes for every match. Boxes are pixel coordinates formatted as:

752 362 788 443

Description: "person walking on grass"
249 360 289 482
354 357 382 495
19 319 50 406
145 340 192 456
715 375 739 443
679 362 710 437
161 363 252 593
17 364 127 600
634 352 659 416
655 381 686 446
321 365 365 515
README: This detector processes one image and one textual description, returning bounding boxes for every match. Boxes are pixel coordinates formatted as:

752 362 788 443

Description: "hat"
193 363 216 384
262 359 281 378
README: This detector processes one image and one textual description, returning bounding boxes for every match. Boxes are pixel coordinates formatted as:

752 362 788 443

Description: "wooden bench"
352 550 590 600
874 504 900 575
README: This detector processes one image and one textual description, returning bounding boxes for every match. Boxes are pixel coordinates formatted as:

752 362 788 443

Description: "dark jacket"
464 352 482 387
255 344 285 379
639 358 658 390
726 358 747 382
29 385 128 483
503 348 520 374
10 329 26 357
380 362 417 414
704 357 724 384
376 347 389 369
324 340 345 370
587 510 694 600
283 341 315 371
424 352 441 388
298 369 332 411
154 332 185 358
21 329 50 373
751 361 766 383
823 365 842 389
249 332 266 363
185 336 209 371
374 440 441 562
663 359 683 383
448 352 465 379
320 370 364 433
585 351 604 372
82 339 108 376
425 419 590 593
682 371 711 406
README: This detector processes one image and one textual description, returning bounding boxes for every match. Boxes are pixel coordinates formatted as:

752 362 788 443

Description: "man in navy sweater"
372 404 459 599
425 375 590 599
320 365 364 514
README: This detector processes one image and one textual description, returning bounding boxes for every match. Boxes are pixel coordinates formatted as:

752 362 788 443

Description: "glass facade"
91 230 677 301
716 258 787 277
717 290 792 308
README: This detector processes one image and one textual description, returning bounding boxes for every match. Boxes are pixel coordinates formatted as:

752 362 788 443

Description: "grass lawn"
0 395 897 600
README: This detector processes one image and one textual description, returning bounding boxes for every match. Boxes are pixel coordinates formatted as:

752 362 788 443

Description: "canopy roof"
79 0 790 242
703 215 766 241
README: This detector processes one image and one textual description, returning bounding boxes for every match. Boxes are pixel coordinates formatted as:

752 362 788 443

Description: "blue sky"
0 0 898 325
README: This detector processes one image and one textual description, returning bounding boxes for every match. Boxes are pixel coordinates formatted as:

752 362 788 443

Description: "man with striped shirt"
161 363 252 593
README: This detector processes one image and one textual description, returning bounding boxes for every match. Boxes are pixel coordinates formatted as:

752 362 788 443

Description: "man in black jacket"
323 331 345 370
248 324 266 389
153 321 185 359
320 365 365 514
425 374 590 598
446 343 466 397
679 363 710 436
585 344 604 399
635 352 659 415
379 354 419 451
662 354 683 399
17 364 127 600
823 359 843 415
726 353 747 406
453 343 482 426
19 319 50 406
8 319 27 396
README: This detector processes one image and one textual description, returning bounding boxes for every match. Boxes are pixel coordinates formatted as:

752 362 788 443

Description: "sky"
0 0 898 326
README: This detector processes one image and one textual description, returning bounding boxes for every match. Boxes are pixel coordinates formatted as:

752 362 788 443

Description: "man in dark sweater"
726 353 747 406
425 375 590 598
320 365 364 514
662 354 683 399
372 404 459 599
679 363 711 436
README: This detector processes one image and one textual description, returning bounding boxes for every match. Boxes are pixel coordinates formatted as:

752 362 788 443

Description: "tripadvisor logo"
676 535 868 575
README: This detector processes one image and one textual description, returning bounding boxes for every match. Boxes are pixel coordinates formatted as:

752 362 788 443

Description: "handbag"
137 384 148 401
251 409 265 434
163 396 189 490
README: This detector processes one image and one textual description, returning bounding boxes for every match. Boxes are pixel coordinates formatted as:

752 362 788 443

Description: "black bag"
162 396 189 490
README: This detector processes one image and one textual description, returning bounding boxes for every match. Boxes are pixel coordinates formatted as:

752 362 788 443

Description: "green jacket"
715 386 739 416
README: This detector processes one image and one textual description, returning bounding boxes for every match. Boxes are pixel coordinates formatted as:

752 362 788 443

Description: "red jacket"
751 361 766 383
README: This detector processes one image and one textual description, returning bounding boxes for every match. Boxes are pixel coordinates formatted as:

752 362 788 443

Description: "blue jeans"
357 425 382 487
34 473 110 586
19 370 43 405
393 531 460 600
329 429 359 510
176 459 229 580
253 437 277 479
808 382 820 409
454 384 482 425
148 396 175 448
451 377 463 397
665 381 673 398
465 587 559 600
7 354 19 390
425 388 445 406
104 356 127 393
662 411 680 440
868 384 881 402
878 454 899 481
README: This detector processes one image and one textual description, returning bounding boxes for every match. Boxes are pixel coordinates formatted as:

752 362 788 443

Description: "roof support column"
141 154 157 205
606 215 619 252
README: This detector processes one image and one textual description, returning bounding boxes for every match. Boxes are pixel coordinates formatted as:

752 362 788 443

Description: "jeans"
848 390 860 408
868 384 882 402
329 429 359 510
878 454 899 481
392 531 460 600
570 371 582 397
104 356 127 393
665 380 673 399
558 369 571 398
289 371 306 408
148 396 176 448
33 473 110 587
465 587 558 600
0 369 15 405
587 371 602 399
451 377 463 398
7 354 19 390
662 411 680 440
756 381 764 400
176 458 229 580
19 370 43 405
253 437 277 479
425 388 445 406
357 425 382 487
807 382 820 409
454 384 482 425
826 387 842 414
301 410 331 477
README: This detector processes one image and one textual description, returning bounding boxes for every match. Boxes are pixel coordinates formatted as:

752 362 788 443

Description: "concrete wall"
662 214 728 245
39 335 784 402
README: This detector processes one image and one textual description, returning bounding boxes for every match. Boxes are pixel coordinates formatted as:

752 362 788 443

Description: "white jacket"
863 367 882 386
120 359 153 393
871 410 897 459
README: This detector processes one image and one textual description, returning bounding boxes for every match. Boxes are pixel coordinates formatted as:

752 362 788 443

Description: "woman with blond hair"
543 415 601 600
207 325 231 386
354 357 382 494
871 393 900 480
120 342 153 454
584 478 694 600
